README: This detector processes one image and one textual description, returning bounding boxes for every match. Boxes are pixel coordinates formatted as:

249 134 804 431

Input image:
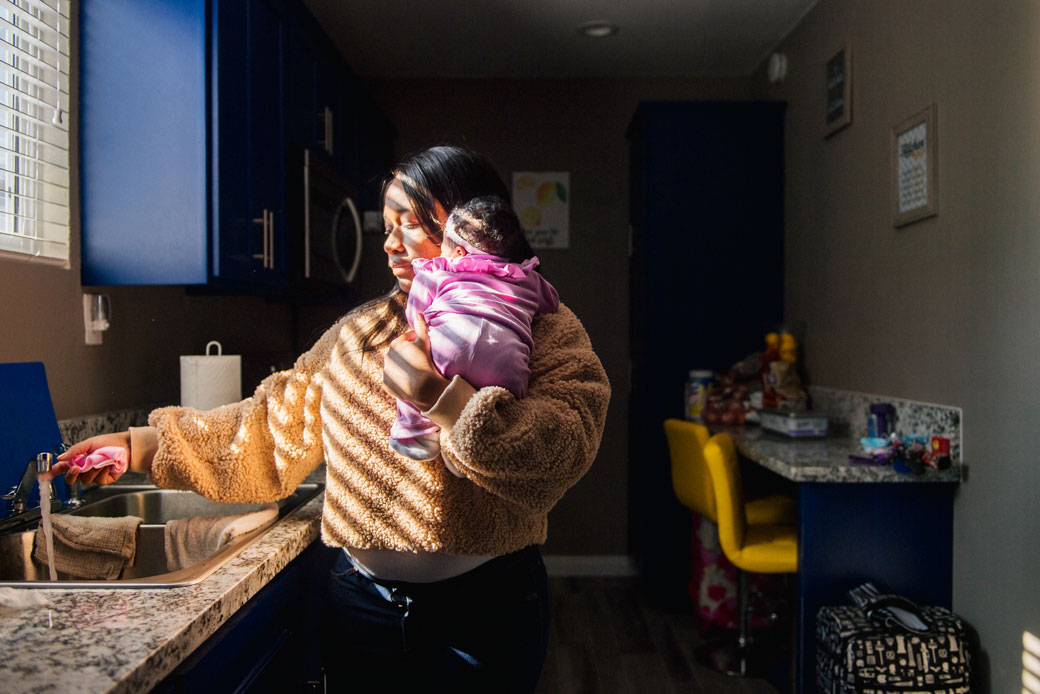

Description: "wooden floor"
535 576 784 694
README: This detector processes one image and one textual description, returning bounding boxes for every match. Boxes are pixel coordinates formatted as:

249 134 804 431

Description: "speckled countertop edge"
0 491 324 694
717 426 962 484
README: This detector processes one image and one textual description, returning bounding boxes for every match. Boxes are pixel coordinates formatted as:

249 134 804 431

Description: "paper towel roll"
180 341 241 411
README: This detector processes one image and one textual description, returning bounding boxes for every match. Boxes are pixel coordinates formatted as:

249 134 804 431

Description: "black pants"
319 545 551 693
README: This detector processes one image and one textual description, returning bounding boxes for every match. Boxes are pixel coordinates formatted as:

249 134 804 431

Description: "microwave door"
304 149 361 284
330 196 362 283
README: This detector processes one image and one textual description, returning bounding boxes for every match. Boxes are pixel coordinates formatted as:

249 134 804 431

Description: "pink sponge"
68 446 128 475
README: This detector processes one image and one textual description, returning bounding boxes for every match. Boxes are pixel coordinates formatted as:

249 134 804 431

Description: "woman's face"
382 177 446 292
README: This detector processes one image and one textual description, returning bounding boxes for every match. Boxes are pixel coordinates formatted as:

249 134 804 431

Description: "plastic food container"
759 409 829 437
684 370 713 421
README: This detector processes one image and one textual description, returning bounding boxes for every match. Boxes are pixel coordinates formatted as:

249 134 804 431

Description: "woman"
56 146 610 692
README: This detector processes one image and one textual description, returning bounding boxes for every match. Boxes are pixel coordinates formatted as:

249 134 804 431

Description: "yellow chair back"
703 432 749 560
663 418 715 520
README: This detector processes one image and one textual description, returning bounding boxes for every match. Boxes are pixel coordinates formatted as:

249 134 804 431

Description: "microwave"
298 148 362 285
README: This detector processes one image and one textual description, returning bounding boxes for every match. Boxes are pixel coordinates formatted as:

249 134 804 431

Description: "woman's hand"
50 431 131 486
382 313 450 411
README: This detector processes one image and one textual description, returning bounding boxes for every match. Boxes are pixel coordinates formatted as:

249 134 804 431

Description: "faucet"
2 452 53 516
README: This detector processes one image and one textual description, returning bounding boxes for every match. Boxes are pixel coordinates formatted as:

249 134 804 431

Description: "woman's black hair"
381 145 534 259
359 146 536 350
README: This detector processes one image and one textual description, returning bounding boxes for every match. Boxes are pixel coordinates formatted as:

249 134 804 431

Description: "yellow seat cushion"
704 432 798 576
732 523 798 573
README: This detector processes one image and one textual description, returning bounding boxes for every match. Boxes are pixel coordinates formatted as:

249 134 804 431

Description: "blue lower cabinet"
155 541 339 693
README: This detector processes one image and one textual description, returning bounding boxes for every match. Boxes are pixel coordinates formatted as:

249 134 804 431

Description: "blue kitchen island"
717 424 961 693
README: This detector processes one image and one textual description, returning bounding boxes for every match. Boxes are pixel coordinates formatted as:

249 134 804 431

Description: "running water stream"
38 477 57 581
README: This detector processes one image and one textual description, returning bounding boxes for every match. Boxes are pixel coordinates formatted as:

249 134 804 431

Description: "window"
1026 630 1040 694
0 0 69 266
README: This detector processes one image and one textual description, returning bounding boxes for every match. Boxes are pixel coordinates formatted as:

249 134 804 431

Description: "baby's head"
441 195 530 261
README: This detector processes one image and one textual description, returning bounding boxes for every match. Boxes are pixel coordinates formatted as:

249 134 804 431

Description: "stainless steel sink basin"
0 483 322 589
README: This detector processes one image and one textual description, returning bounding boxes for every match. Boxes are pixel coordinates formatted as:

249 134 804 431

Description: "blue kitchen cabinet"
292 10 364 181
80 0 209 285
81 0 381 289
81 0 288 287
284 20 319 154
212 0 288 287
626 101 786 604
153 540 339 693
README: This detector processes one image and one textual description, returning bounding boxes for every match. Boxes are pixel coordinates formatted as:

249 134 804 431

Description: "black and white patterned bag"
816 587 971 694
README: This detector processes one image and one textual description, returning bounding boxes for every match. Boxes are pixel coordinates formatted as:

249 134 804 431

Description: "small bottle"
685 370 713 421
779 332 798 362
761 333 781 410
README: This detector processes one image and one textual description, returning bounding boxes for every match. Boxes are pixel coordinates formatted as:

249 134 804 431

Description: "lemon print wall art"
512 171 570 249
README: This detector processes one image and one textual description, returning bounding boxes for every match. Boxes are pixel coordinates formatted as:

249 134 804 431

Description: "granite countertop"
717 425 963 483
0 490 324 694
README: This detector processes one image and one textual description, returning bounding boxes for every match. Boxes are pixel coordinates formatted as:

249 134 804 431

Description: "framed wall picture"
892 104 938 228
512 171 570 248
825 41 852 136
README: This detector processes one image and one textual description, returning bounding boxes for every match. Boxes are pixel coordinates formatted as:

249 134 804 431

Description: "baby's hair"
448 196 529 261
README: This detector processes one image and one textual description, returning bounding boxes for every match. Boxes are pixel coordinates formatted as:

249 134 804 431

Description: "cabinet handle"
266 209 275 269
253 210 272 269
253 212 267 267
322 106 333 156
303 151 311 278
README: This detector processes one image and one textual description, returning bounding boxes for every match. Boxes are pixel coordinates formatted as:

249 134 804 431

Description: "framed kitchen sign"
892 103 938 228
825 41 852 137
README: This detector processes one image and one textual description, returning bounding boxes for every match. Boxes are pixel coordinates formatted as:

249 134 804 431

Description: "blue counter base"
796 482 955 693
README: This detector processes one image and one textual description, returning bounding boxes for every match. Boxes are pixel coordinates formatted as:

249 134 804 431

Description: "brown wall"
0 13 300 419
750 1 1039 691
369 77 749 554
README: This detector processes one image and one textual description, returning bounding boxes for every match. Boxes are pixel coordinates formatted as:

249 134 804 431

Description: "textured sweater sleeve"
147 317 345 503
438 304 610 515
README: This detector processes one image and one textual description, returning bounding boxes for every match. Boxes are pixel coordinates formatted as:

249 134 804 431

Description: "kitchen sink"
0 483 323 589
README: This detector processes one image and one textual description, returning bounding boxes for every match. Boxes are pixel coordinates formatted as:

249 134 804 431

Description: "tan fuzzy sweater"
147 301 610 555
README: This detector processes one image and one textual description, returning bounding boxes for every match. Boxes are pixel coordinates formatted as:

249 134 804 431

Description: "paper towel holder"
180 341 242 411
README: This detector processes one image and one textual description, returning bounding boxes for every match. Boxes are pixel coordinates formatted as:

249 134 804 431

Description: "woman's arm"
143 316 347 503
428 305 610 515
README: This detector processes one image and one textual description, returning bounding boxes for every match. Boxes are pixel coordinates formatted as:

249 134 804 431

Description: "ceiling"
301 0 819 79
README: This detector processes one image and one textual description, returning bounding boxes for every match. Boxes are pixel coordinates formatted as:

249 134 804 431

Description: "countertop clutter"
712 384 964 484
0 490 323 693
718 424 962 483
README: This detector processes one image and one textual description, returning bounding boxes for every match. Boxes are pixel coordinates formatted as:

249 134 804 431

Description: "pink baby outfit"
390 254 560 452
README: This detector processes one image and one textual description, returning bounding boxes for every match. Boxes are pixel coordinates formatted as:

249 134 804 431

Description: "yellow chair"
664 419 796 527
664 419 796 675
703 431 798 676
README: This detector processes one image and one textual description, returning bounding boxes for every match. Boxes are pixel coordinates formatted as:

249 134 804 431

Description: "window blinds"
0 0 69 266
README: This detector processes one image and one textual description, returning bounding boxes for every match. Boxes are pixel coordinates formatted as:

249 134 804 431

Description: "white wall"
753 1 1040 690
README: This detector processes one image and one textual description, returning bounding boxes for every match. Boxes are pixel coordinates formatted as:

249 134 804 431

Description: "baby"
389 195 560 461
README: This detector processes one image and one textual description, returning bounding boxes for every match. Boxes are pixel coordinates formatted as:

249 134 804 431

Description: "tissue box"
759 409 828 437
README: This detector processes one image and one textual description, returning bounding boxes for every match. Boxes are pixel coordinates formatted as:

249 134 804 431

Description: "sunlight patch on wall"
1024 630 1040 694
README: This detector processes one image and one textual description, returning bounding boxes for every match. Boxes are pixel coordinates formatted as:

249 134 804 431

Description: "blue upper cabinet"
80 0 377 288
211 0 287 286
80 0 209 285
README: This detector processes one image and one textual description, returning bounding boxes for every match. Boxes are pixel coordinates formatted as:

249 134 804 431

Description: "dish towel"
32 514 142 580
164 503 279 572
